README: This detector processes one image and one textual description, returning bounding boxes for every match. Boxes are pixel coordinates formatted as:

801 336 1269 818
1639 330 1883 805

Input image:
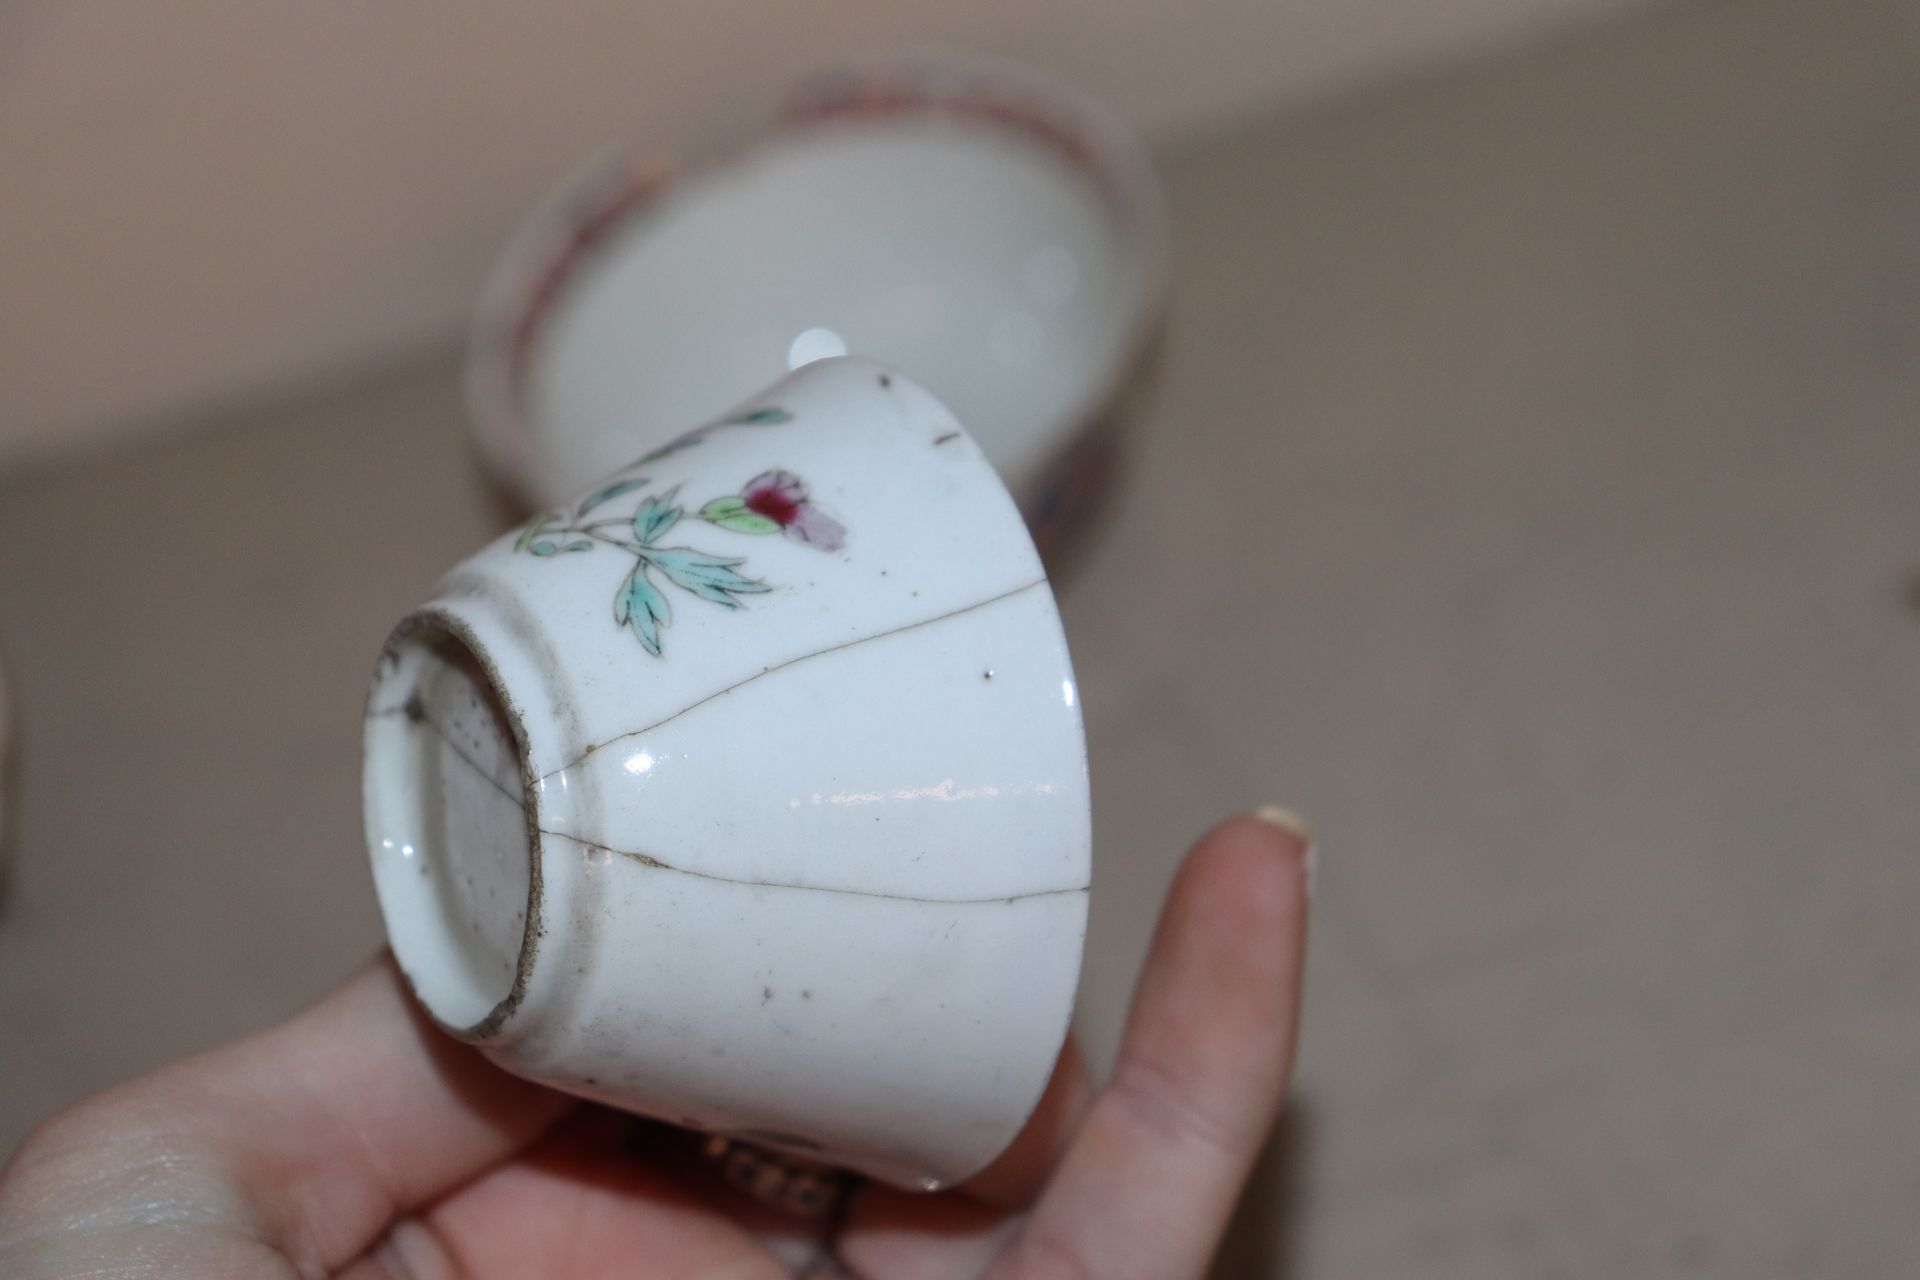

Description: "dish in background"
467 54 1168 561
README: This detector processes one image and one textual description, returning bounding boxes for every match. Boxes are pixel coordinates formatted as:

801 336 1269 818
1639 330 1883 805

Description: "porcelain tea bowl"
363 357 1090 1190
467 55 1168 560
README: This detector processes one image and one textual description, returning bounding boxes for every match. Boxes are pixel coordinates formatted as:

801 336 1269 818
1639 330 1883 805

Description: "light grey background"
4 1 1917 1274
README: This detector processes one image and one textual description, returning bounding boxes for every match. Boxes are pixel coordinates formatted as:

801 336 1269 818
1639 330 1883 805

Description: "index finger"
991 812 1312 1280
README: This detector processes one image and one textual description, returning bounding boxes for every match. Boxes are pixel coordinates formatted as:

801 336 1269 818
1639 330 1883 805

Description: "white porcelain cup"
364 357 1090 1189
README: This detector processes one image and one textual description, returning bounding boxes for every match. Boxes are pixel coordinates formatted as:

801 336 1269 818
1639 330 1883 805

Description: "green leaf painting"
576 477 651 519
632 486 682 546
613 565 672 656
698 496 781 535
636 404 799 465
511 408 844 657
646 548 770 607
727 407 793 426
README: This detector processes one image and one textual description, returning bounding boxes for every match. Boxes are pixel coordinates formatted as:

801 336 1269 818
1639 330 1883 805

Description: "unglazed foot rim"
364 613 542 1037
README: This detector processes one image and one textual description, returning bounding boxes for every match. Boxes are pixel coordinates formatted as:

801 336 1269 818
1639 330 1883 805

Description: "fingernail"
1254 805 1318 897
1254 805 1311 841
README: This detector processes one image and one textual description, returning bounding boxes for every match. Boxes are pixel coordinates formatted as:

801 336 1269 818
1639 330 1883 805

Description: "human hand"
0 811 1310 1279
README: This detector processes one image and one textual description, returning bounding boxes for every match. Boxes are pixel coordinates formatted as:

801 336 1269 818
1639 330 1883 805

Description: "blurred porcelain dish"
468 56 1167 558
366 357 1090 1189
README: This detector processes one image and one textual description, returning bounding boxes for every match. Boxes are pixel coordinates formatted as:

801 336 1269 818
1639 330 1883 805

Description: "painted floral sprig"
514 433 845 656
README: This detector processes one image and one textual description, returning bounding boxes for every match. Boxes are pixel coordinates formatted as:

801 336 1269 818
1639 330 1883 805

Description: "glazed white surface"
364 357 1090 1187
559 582 1084 901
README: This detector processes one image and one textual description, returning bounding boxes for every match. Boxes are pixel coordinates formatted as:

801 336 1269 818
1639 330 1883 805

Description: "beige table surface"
4 1 1918 1274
